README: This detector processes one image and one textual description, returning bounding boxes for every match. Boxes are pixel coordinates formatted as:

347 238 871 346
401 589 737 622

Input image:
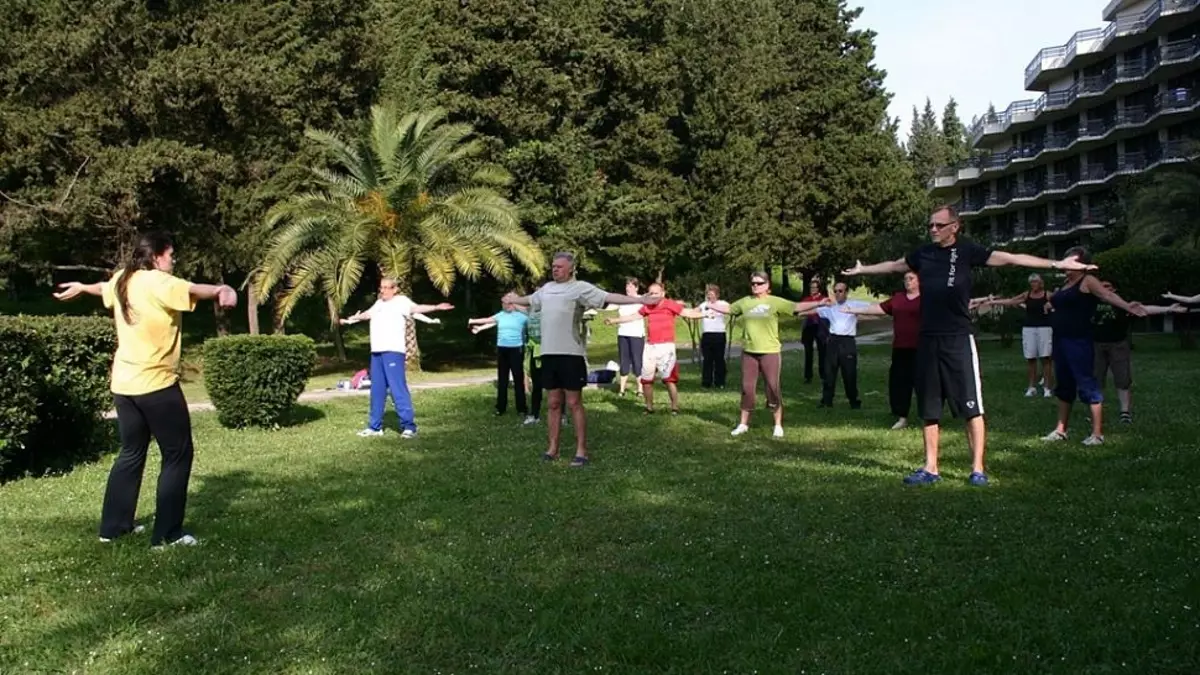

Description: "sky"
851 0 1114 138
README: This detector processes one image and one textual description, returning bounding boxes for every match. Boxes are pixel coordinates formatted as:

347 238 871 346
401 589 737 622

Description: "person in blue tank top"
468 300 530 418
1040 246 1147 447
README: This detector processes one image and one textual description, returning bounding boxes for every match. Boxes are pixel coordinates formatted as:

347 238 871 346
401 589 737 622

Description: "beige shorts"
640 342 679 383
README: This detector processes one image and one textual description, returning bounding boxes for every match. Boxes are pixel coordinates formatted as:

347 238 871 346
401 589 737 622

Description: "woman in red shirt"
840 271 921 429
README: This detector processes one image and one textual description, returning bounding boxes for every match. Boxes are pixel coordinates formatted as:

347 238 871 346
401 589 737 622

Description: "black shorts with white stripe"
915 334 984 422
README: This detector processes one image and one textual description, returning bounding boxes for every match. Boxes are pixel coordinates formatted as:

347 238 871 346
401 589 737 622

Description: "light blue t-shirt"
492 310 529 348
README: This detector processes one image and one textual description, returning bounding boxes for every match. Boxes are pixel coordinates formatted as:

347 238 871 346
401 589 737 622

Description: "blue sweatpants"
368 351 416 432
1053 337 1103 405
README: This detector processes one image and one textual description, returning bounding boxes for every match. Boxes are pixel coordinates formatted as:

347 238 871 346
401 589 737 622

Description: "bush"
203 334 316 428
1092 246 1200 301
0 316 116 479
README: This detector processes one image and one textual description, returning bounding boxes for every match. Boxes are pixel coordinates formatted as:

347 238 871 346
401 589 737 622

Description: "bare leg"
1042 358 1055 389
1026 359 1037 387
739 409 751 426
1117 388 1131 413
922 422 941 475
1053 399 1071 434
1089 402 1103 438
966 416 986 474
642 382 654 411
566 390 587 458
772 405 783 427
547 389 565 456
666 382 679 411
618 374 628 396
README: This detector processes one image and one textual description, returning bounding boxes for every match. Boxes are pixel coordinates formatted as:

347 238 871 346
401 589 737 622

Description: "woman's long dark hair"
115 232 174 324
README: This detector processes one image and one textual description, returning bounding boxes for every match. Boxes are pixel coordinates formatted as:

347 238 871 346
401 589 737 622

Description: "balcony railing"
957 140 1192 214
1024 0 1200 87
932 91 1200 191
971 35 1200 144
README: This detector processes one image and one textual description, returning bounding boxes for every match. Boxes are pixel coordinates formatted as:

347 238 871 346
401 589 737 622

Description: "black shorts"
916 334 984 422
540 355 588 391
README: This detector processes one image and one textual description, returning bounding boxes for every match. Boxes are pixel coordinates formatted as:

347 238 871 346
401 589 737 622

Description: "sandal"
541 452 558 462
569 456 589 467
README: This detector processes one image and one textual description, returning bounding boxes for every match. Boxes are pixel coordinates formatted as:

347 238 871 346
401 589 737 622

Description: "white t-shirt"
613 303 646 338
698 300 729 334
369 295 416 353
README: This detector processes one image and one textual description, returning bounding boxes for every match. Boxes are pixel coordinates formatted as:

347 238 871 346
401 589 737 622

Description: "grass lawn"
3 339 1198 673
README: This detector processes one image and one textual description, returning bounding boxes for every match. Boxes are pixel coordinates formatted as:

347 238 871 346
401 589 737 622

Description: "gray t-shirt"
530 280 609 356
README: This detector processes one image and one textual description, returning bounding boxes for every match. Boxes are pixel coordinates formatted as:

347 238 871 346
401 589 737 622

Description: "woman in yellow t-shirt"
54 233 236 547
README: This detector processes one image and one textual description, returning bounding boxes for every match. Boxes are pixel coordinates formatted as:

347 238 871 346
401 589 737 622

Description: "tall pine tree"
941 98 968 165
905 98 947 187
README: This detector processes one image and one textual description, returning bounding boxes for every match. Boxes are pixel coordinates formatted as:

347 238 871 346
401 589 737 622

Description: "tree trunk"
272 288 287 334
397 277 422 371
326 294 347 362
212 274 231 336
247 279 260 335
463 279 473 315
781 265 790 298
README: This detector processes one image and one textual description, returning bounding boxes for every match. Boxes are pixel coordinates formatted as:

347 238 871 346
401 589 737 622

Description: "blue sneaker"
902 468 941 485
968 472 989 487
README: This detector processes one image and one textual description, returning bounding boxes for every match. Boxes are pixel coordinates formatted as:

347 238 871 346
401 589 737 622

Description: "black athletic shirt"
905 240 993 336
1024 293 1051 327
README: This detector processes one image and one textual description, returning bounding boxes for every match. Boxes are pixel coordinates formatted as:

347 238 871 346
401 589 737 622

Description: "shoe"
730 424 749 437
772 426 784 438
849 401 862 410
903 468 941 485
494 410 504 416
153 534 199 549
817 401 832 408
357 428 384 437
541 452 558 462
1043 388 1054 398
1041 430 1068 442
890 418 908 430
1120 412 1132 424
400 429 417 439
522 416 538 425
1024 387 1037 397
569 455 589 468
670 409 679 416
99 524 146 543
968 472 989 487
561 417 569 427
1082 434 1105 446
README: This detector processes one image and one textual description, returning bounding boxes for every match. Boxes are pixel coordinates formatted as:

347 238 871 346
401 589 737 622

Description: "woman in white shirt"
697 284 730 388
609 278 646 397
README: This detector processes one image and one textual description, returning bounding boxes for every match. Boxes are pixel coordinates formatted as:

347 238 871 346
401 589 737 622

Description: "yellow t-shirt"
101 269 196 396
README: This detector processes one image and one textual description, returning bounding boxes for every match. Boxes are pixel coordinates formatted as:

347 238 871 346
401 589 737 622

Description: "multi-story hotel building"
928 0 1200 255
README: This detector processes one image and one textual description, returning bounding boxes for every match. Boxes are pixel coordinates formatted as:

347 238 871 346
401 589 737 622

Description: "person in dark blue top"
1039 247 1147 447
843 204 1096 488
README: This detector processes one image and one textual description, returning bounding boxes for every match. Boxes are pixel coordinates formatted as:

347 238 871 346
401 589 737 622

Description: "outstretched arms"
1163 292 1200 304
987 251 1097 271
842 258 909 276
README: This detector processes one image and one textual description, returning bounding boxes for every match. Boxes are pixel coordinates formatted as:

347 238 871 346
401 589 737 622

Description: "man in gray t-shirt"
504 252 657 467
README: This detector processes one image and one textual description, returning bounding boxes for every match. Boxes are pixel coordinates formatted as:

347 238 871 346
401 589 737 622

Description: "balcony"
1024 0 1200 89
969 36 1200 146
957 140 1193 216
931 90 1200 192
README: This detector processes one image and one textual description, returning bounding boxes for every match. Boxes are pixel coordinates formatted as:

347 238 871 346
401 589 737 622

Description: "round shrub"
0 315 116 479
203 335 317 428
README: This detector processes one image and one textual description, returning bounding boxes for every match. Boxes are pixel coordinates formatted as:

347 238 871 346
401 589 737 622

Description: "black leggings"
889 347 917 418
105 383 194 545
496 346 527 414
700 332 727 387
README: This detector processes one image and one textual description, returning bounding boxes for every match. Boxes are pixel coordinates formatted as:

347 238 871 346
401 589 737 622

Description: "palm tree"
1124 154 1200 251
253 104 545 366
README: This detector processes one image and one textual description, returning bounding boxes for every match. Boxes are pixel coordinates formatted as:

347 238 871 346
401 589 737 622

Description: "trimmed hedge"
0 315 116 479
1092 246 1200 301
203 334 316 428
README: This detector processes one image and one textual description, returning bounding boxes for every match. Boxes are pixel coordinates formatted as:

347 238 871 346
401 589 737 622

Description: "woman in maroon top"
840 271 922 429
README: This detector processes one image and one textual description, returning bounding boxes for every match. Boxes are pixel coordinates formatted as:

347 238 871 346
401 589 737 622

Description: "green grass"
3 338 1199 673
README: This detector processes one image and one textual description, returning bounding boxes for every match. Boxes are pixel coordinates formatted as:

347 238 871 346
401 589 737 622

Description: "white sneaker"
561 417 569 427
1043 388 1054 398
153 534 199 549
772 426 784 438
400 429 417 439
357 428 384 438
890 418 908 430
99 524 145 543
522 416 538 425
1024 387 1037 397
1082 434 1105 446
730 424 749 437
1041 430 1068 442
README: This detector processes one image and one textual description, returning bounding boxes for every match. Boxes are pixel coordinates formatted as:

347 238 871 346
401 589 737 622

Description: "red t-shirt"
881 292 921 349
802 293 825 325
640 299 683 344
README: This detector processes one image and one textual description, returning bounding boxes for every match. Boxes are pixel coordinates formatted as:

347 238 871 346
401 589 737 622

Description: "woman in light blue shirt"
469 301 530 417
